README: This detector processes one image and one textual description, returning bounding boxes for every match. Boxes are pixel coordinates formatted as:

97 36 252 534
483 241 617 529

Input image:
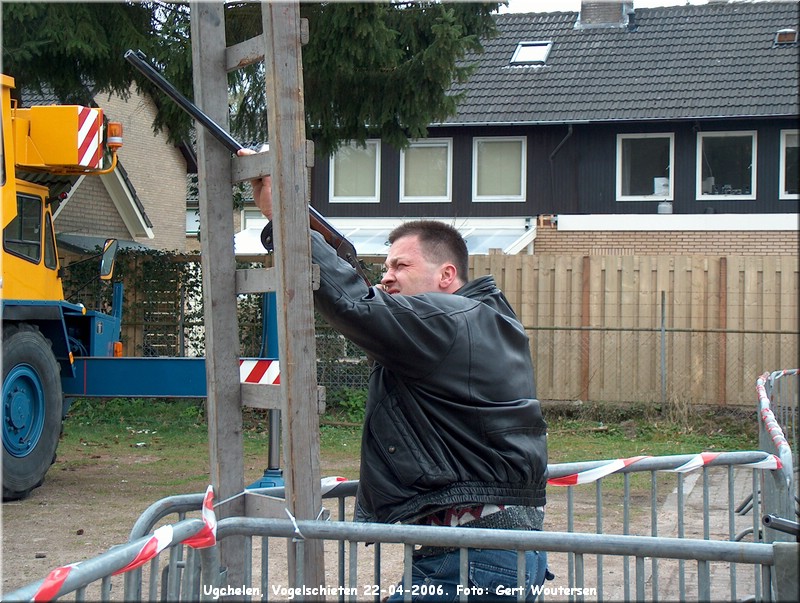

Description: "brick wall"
55 177 130 239
533 226 799 256
99 88 189 252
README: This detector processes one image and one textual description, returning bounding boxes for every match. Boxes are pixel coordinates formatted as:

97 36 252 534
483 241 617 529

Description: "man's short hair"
388 220 469 282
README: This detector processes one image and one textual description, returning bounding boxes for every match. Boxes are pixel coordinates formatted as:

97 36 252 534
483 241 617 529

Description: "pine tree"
2 1 501 154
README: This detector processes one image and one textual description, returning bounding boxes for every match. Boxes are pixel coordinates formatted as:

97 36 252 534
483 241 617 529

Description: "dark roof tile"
444 1 798 125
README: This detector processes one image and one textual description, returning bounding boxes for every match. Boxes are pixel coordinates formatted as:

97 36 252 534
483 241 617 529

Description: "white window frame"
472 136 527 203
510 41 553 66
241 207 268 231
779 129 799 200
399 138 452 204
616 133 675 201
329 140 381 204
696 131 757 201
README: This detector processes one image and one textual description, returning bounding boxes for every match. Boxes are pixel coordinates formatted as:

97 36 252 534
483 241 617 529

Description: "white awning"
234 217 537 257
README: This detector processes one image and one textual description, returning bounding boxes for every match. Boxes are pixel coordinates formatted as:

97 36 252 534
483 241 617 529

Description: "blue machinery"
61 289 285 488
249 292 284 488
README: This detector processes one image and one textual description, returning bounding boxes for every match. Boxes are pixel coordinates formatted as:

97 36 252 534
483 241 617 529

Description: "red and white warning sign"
77 106 102 168
239 359 280 385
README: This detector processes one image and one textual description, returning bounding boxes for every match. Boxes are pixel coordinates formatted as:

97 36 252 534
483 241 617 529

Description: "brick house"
261 0 797 257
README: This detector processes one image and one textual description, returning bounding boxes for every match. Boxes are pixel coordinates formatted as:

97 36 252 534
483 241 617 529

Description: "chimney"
576 1 634 29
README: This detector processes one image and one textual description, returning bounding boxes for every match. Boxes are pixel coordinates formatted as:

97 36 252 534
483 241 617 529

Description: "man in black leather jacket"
244 161 549 601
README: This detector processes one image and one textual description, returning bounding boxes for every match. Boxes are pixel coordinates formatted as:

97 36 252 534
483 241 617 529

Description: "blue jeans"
386 548 550 602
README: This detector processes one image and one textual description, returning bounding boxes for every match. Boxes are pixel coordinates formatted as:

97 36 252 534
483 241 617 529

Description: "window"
400 139 452 203
617 133 674 201
43 213 57 269
330 140 381 203
510 41 552 65
241 207 268 231
472 137 526 202
1 120 5 186
186 207 200 236
696 131 756 200
3 194 42 263
780 130 799 200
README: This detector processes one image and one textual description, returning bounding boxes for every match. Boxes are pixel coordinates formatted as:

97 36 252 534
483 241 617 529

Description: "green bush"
326 387 368 423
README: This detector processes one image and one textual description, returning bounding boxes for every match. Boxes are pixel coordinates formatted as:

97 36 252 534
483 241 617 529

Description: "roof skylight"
510 41 552 65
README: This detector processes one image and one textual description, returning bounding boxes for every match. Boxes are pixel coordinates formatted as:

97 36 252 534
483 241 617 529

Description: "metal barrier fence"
756 369 799 547
6 449 795 602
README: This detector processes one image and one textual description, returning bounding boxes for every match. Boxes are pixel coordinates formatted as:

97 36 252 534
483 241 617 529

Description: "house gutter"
433 113 797 128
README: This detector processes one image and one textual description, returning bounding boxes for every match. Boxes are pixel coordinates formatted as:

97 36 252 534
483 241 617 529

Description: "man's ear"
439 263 458 291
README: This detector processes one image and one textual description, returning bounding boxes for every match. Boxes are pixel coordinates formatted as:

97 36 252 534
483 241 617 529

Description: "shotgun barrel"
124 49 371 285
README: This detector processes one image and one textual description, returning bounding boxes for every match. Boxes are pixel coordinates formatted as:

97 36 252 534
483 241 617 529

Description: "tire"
2 323 63 501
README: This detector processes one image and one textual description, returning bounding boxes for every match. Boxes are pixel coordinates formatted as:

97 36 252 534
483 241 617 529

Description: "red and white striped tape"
548 452 781 486
112 525 174 575
181 485 217 549
77 106 102 168
32 563 80 602
32 486 217 600
548 455 648 486
321 475 348 494
112 484 217 574
757 371 792 455
239 359 280 385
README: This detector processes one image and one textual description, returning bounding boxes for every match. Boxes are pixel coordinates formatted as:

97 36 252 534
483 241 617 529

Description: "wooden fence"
105 253 798 408
471 254 799 407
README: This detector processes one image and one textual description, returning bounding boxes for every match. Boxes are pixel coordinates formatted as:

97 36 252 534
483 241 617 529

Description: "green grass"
543 402 757 464
61 396 759 490
55 397 760 539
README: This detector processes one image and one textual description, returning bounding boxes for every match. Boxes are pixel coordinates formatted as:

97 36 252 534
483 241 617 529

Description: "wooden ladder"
190 1 324 587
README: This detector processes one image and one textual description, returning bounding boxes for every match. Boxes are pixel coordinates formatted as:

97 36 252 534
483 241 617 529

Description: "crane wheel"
2 324 63 501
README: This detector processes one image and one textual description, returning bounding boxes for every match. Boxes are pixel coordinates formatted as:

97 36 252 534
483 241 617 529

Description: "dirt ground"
1 446 203 594
1 439 761 601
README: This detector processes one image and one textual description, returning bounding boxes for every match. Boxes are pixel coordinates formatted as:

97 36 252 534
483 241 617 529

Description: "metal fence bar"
3 519 206 602
676 472 686 600
757 369 798 538
752 468 763 601
622 473 631 601
458 547 468 603
261 535 269 601
594 480 603 600
348 540 358 603
402 544 413 602
697 559 710 601
649 471 659 599
770 369 799 458
374 543 382 603
566 485 575 598
727 465 737 602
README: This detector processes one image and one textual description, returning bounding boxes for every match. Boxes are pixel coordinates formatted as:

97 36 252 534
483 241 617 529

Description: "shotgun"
123 49 371 286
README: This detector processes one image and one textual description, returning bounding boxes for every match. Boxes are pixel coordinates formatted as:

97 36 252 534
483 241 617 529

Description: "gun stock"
124 49 371 285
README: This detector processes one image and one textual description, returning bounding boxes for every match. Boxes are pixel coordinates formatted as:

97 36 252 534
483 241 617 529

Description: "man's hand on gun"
237 148 273 220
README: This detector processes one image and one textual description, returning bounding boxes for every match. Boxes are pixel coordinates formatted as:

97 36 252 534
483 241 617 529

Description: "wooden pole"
262 1 325 590
718 257 727 405
580 255 591 400
190 0 246 583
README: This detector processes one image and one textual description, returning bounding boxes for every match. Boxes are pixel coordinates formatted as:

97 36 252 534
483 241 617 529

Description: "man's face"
380 234 445 296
